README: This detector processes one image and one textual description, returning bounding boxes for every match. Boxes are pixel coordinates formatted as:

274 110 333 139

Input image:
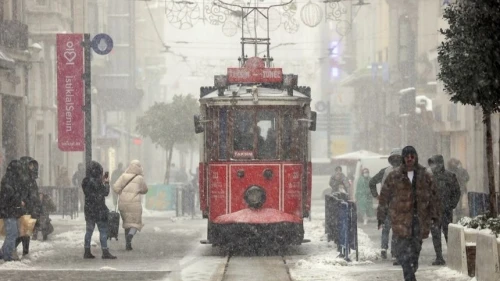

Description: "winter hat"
402 146 417 158
388 148 402 166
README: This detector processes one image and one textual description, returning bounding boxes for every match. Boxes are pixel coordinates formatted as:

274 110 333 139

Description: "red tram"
193 0 316 248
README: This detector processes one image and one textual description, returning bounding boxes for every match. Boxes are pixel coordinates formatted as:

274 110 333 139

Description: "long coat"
113 160 148 230
82 161 110 222
429 155 461 213
355 175 373 214
377 163 440 240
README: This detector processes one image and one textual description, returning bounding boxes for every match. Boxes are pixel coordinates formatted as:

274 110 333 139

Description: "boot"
381 250 387 259
83 248 95 259
22 236 30 256
102 249 117 259
432 256 446 266
126 234 133 251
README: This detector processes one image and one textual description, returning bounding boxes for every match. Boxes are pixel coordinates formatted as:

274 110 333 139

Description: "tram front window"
233 111 254 151
257 111 277 159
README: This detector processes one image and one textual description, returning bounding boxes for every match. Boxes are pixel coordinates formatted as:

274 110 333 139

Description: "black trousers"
394 235 422 281
431 209 452 259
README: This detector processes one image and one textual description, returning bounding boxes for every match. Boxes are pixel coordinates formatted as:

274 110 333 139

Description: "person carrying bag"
112 160 148 251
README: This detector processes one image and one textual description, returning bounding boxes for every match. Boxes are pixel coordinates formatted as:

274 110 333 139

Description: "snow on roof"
201 85 310 100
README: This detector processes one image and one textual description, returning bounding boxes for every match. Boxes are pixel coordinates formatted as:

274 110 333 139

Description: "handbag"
18 215 37 237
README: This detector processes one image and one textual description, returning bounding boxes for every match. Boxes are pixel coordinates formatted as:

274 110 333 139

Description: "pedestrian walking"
72 163 86 211
369 148 402 260
447 158 469 219
112 160 148 251
14 156 40 258
329 166 351 195
110 163 124 208
355 168 373 225
32 192 56 241
428 155 461 265
0 160 24 262
82 161 116 259
377 146 440 281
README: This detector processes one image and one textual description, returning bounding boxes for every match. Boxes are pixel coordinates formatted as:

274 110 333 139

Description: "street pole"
83 33 92 177
327 101 332 158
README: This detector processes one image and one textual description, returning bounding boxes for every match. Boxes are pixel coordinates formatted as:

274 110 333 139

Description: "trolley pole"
82 33 92 176
326 101 332 158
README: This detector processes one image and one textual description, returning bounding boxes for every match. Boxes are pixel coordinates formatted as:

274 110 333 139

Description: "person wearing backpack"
113 160 148 251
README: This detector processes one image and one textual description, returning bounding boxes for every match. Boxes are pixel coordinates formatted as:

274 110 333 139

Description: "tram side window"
282 112 300 160
219 108 228 159
257 111 277 159
233 111 254 151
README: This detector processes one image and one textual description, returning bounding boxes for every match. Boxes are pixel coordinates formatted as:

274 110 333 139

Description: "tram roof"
200 85 311 104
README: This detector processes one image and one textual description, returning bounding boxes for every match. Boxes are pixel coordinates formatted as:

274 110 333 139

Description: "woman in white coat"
112 160 148 250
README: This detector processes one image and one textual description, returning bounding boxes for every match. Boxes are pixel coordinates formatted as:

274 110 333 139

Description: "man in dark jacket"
14 156 40 257
378 146 440 281
428 155 461 266
448 158 469 219
82 161 116 259
329 166 350 194
0 160 24 261
369 148 402 260
73 163 85 211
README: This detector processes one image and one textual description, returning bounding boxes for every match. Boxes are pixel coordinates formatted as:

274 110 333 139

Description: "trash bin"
468 192 488 217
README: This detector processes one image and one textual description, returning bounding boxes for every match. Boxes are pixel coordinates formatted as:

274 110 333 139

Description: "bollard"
176 185 183 217
339 201 349 260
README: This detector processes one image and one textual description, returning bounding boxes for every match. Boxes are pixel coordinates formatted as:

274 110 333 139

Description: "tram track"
212 251 293 281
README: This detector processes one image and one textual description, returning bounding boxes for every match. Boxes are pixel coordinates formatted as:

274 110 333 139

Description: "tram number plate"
233 151 253 158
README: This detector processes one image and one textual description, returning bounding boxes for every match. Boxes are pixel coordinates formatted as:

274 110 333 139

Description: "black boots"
125 228 133 251
15 237 30 256
84 248 117 259
84 248 95 259
102 249 117 259
432 256 446 266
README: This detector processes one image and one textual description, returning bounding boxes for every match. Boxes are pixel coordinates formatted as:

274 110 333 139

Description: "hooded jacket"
19 156 41 218
0 160 24 219
377 147 440 239
113 160 148 230
369 148 402 198
428 155 461 212
82 161 110 221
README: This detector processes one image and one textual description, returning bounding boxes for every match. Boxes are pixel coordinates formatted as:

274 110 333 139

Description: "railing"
325 192 358 262
0 20 28 50
39 186 79 219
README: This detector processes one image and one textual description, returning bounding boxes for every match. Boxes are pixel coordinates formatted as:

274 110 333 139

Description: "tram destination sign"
227 67 283 83
227 57 282 84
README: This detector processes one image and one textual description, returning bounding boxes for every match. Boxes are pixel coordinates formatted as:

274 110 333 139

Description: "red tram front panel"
283 164 303 218
208 164 228 221
229 163 281 213
207 162 306 220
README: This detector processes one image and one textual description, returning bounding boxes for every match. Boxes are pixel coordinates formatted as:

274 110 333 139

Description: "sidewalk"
346 220 473 281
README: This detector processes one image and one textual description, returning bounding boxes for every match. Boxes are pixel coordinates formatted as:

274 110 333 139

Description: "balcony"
0 20 29 50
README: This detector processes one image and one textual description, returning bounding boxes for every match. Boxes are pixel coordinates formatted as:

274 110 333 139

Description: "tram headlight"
244 185 266 209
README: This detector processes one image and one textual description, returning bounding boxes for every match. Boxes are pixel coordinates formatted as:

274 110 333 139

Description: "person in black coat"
0 160 25 261
82 161 116 259
32 193 56 241
14 156 40 257
428 155 461 266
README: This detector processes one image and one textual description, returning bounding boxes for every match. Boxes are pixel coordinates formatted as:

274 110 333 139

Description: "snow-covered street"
0 200 474 281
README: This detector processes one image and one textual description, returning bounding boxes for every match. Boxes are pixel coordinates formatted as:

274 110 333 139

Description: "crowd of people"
329 146 469 281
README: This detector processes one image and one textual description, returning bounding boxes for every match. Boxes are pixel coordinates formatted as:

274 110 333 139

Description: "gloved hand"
378 220 383 230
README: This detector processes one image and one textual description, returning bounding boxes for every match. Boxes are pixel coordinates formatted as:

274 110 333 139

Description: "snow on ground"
289 215 381 281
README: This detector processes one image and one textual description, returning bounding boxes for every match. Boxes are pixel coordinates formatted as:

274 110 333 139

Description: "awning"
339 63 390 87
95 88 144 111
0 49 15 70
